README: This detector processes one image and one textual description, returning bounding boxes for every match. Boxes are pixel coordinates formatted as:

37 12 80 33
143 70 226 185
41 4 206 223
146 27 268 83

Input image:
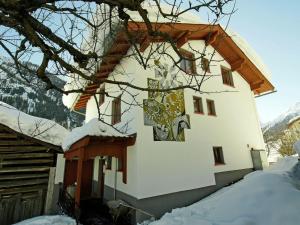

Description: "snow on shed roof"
62 118 129 151
0 101 69 146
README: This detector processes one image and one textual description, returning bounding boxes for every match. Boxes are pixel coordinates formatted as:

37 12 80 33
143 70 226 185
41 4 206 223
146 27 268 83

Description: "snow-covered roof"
127 2 203 24
62 118 129 151
0 101 69 147
63 3 272 110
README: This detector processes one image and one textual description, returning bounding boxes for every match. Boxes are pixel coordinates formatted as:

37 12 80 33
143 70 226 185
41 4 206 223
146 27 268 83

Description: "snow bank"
145 156 300 225
0 101 69 146
13 215 76 225
62 118 129 151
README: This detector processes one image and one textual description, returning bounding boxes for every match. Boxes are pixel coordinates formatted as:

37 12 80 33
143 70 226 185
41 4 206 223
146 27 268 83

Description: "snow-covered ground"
143 156 300 225
13 215 76 225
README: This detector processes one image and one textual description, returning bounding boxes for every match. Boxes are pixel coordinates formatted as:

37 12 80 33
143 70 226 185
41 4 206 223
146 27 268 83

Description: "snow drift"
145 156 300 225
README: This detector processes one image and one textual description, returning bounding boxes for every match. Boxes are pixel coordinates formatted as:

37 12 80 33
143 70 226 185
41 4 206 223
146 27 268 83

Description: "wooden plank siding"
0 124 61 225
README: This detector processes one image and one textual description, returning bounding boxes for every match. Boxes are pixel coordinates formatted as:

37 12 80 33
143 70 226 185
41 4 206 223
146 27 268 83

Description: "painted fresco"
143 62 190 141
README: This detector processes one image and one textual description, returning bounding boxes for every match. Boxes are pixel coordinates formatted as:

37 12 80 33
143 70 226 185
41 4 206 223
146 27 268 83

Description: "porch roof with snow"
62 119 136 205
72 21 274 110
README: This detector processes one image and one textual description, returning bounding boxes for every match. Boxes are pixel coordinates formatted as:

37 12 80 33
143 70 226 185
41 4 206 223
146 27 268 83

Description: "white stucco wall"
85 40 267 199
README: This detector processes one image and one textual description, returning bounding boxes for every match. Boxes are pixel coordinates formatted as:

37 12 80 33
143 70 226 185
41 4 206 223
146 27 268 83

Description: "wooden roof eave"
74 22 274 109
64 134 136 160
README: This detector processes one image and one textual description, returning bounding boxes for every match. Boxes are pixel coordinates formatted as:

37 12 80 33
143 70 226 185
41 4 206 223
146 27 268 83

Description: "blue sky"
221 0 300 123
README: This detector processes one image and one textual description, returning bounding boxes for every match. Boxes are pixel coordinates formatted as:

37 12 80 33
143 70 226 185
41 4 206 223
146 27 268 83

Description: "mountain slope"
0 58 84 129
263 102 300 136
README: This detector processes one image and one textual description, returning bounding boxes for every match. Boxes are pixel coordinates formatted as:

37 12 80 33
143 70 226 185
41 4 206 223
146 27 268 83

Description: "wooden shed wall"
0 124 59 225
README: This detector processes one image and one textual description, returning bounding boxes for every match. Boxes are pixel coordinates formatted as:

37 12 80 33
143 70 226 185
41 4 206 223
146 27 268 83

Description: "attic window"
221 67 234 87
201 57 210 73
112 95 121 125
99 85 105 106
180 49 196 74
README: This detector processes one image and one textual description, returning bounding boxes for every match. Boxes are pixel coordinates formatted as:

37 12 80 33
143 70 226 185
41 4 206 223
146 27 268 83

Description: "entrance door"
64 159 94 199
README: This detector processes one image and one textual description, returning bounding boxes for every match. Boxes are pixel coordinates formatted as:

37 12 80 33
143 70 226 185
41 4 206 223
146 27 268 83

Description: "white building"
61 5 274 223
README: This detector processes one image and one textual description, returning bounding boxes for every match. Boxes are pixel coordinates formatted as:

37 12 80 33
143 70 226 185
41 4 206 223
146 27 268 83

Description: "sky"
219 0 300 123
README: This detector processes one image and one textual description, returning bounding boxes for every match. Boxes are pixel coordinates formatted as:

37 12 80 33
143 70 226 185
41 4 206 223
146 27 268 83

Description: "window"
99 85 105 106
112 96 121 125
201 57 210 73
213 147 225 165
221 67 234 87
180 49 196 74
106 156 112 170
193 96 204 114
207 99 216 116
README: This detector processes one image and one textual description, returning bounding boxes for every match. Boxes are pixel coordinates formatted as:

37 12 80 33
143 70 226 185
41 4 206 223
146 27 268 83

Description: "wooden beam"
0 173 48 181
75 151 84 206
231 58 245 71
0 152 53 159
176 31 191 48
122 148 127 184
251 80 264 90
140 36 150 53
0 166 50 173
0 185 47 195
0 178 49 188
0 133 18 139
205 30 219 46
1 159 53 165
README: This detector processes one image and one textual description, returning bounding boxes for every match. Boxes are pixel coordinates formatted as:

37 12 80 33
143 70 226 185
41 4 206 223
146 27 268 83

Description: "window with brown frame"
201 57 210 73
207 99 216 116
180 49 196 74
99 85 105 106
193 96 204 114
111 96 121 125
213 146 225 165
221 67 234 87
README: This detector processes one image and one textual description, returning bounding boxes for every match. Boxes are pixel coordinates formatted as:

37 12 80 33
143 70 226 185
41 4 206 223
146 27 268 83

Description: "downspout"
114 157 117 200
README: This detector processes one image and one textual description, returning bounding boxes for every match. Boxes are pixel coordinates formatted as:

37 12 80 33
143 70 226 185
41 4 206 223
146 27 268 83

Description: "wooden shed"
0 102 68 225
0 123 63 225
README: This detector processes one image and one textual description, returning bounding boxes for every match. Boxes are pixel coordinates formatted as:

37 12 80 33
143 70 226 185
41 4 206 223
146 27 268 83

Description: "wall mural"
143 62 190 141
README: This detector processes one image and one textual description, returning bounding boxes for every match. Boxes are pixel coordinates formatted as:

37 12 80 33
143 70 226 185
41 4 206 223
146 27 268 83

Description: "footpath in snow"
144 156 300 225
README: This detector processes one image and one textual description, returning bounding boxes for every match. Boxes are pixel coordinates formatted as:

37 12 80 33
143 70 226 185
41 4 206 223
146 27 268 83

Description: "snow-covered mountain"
0 58 84 129
263 102 300 136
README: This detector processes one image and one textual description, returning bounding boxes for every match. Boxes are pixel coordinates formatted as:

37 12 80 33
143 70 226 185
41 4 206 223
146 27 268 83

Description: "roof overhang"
74 22 274 110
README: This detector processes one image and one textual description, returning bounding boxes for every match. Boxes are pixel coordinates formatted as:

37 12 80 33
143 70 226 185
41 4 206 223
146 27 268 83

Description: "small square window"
201 58 210 73
99 85 105 106
193 96 204 114
112 96 121 125
221 67 234 87
207 99 216 116
213 147 225 165
180 49 196 74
